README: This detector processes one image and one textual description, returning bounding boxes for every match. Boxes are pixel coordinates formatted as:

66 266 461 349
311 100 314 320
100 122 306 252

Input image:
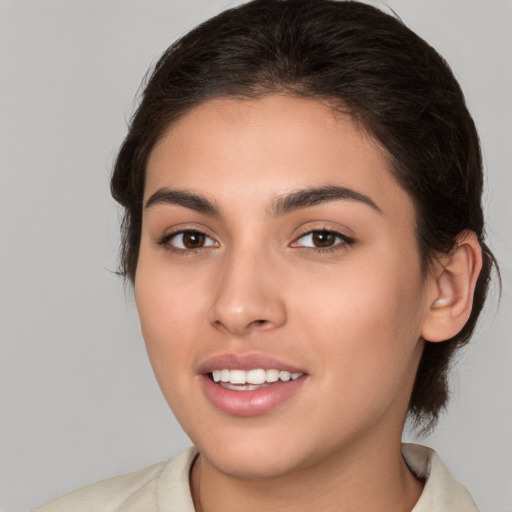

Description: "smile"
199 354 307 417
211 368 303 390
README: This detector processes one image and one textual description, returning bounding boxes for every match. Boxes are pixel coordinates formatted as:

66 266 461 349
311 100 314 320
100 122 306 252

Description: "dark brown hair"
111 0 497 431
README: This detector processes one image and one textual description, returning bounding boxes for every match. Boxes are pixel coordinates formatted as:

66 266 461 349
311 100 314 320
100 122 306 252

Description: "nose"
207 248 287 336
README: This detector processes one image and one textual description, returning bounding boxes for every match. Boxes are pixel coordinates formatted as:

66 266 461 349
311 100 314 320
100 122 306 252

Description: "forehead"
145 95 414 222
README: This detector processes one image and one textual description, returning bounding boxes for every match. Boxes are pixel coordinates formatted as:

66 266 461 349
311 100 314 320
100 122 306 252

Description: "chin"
202 444 306 480
189 421 330 481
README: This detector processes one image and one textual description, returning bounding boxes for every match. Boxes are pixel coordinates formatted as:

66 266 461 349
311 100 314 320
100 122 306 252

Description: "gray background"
1 1 510 510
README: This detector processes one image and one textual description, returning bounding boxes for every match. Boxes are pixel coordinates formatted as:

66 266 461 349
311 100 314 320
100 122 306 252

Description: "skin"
135 95 458 511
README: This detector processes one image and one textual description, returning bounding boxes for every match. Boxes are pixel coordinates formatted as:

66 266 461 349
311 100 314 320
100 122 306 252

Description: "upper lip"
197 353 306 375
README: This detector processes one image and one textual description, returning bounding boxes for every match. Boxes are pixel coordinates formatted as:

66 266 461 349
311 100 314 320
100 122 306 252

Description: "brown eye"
182 231 206 248
311 231 336 247
292 229 353 250
165 230 217 250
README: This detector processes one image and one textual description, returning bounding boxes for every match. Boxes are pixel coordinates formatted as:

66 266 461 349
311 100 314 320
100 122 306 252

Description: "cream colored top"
34 443 479 511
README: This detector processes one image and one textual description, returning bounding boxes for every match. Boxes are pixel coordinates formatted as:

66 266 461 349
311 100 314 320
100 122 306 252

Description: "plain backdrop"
1 1 511 511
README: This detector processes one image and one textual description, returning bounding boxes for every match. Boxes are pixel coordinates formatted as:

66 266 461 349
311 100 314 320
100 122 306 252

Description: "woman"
35 1 498 510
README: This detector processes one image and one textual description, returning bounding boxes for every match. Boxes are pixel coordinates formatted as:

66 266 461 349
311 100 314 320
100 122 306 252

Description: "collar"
156 444 479 511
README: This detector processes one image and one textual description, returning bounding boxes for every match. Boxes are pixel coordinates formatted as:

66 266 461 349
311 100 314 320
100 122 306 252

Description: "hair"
111 0 498 432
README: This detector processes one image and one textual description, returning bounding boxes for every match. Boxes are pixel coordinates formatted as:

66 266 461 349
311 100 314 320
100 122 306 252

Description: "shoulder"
33 446 198 512
403 443 480 512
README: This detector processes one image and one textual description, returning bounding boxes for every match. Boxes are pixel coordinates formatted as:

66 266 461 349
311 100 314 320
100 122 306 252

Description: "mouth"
199 354 307 417
210 368 303 391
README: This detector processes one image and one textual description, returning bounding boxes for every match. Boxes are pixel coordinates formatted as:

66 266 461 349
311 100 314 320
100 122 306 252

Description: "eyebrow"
145 188 220 216
271 185 382 215
144 184 381 217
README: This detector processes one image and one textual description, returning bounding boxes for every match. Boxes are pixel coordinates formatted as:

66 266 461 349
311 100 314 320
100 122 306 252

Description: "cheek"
291 249 426 382
294 280 424 436
134 257 209 378
135 270 209 420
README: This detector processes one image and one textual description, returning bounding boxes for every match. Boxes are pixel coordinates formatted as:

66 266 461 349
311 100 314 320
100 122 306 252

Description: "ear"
421 230 483 343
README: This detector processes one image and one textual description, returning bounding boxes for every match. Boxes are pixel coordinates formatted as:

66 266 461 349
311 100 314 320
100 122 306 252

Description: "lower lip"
200 375 306 417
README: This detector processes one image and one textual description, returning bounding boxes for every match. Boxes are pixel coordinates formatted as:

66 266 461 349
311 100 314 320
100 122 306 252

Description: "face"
136 95 434 479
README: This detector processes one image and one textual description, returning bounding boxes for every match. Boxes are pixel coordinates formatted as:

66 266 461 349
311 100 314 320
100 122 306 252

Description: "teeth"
211 368 303 385
279 371 291 381
247 369 266 384
266 369 279 382
229 370 246 384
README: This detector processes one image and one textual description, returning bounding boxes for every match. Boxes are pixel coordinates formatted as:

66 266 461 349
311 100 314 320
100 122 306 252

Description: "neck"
190 431 423 512
190 342 426 512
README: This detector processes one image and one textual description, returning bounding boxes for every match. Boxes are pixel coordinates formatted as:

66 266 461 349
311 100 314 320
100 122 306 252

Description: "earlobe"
421 230 483 343
431 297 449 308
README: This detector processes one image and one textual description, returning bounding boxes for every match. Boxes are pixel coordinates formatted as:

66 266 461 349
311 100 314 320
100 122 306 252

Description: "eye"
160 230 217 251
292 229 353 250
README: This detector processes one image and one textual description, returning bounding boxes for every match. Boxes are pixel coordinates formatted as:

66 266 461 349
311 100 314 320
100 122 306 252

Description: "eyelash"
157 229 217 255
157 228 355 254
291 228 355 253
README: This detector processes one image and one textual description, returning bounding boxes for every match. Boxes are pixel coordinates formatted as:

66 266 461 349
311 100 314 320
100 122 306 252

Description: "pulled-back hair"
111 0 497 431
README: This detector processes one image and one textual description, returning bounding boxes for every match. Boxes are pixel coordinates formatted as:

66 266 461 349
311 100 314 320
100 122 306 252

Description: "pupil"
312 231 334 247
183 231 205 248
